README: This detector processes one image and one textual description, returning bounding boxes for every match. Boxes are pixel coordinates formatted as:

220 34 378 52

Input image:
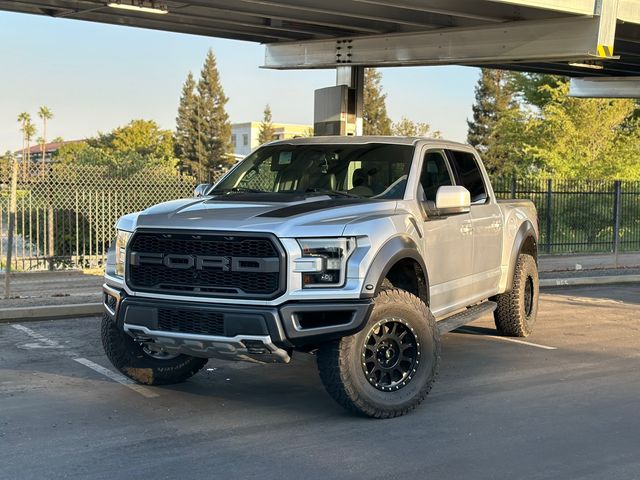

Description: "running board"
436 301 497 335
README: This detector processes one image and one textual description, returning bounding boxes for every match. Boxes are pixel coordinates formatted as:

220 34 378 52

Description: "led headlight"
295 238 355 288
114 229 131 277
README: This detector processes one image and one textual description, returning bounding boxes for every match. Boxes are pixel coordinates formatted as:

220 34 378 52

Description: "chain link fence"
0 164 223 272
492 177 640 254
2 164 639 273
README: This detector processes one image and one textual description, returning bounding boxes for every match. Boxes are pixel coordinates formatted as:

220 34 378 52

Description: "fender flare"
360 235 429 304
505 220 538 291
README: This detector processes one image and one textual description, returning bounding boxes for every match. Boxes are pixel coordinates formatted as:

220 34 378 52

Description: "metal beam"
486 0 595 15
264 16 617 69
569 76 640 96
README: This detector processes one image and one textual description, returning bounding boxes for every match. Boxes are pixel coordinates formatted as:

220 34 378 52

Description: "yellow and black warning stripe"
597 44 614 57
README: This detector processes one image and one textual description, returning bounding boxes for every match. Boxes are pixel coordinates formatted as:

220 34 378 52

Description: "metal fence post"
613 180 622 266
545 178 553 254
4 156 19 299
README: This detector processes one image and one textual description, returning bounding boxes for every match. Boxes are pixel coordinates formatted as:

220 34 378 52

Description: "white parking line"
73 357 159 398
11 323 159 398
456 327 558 350
11 324 65 349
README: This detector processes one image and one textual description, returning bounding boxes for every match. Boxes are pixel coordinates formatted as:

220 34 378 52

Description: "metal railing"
492 177 640 254
1 164 222 272
2 165 639 273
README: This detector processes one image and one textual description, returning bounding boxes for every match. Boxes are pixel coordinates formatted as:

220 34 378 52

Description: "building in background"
231 122 312 157
14 140 82 164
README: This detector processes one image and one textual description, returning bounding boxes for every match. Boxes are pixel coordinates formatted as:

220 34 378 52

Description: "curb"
0 303 102 323
540 275 640 288
1 274 638 323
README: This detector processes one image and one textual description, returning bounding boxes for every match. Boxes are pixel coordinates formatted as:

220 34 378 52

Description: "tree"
38 106 53 175
55 120 178 174
363 68 392 135
17 113 36 177
175 72 197 170
258 104 275 144
467 69 515 153
193 49 233 180
392 117 440 138
508 73 567 109
524 82 640 179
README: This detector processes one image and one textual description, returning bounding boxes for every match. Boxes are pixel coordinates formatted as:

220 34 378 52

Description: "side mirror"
194 183 212 197
435 186 471 215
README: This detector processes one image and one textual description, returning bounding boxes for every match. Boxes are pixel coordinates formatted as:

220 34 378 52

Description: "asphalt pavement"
1 284 639 480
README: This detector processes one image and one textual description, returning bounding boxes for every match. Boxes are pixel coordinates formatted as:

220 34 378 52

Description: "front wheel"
493 253 539 337
101 316 207 385
317 289 440 418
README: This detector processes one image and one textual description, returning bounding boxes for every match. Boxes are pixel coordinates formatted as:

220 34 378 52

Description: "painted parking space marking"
11 324 65 349
11 323 159 398
73 357 159 398
456 327 558 350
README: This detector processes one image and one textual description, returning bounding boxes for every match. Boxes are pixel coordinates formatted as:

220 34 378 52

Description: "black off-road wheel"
101 316 207 385
317 289 440 419
493 253 539 337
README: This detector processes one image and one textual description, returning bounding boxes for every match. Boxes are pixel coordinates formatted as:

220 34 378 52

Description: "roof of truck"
267 136 470 148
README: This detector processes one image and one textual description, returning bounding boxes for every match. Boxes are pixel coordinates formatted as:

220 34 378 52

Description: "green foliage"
175 71 197 166
507 73 567 109
477 70 640 180
363 68 392 135
467 69 516 165
524 83 640 180
392 117 440 138
55 120 178 175
258 104 275 144
192 49 233 176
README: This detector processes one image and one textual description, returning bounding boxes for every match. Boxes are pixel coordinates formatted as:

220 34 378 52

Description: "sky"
0 11 479 152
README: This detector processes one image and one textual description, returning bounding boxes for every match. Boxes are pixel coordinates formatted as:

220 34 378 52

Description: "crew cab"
102 136 539 418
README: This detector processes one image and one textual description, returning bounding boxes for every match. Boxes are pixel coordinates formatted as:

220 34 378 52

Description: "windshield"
212 143 415 199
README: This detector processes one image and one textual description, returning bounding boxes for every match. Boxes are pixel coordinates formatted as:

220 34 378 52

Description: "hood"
118 194 398 238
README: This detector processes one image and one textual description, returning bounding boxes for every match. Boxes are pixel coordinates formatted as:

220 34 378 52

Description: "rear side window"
446 150 488 204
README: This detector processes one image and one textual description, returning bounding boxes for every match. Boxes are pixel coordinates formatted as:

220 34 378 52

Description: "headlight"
295 237 355 288
114 230 131 277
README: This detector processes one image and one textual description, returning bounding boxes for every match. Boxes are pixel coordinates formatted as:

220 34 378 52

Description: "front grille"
127 231 284 299
158 308 224 336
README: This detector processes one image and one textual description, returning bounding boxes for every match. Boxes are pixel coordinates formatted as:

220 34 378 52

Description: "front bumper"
103 284 372 363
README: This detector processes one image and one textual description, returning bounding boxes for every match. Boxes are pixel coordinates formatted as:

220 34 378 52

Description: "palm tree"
24 120 36 176
17 112 31 176
38 106 53 175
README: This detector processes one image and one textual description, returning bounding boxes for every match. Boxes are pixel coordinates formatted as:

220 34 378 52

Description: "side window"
419 151 453 202
446 150 488 204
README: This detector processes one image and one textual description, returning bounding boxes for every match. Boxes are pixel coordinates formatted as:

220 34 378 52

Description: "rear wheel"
493 253 539 337
101 316 207 385
317 289 440 418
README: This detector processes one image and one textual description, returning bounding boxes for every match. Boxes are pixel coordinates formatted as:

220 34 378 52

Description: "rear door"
446 149 503 299
418 149 474 315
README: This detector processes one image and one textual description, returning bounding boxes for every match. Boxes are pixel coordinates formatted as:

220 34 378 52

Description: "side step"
436 301 497 335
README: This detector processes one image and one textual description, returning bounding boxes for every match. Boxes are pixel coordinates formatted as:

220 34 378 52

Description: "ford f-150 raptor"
102 136 539 418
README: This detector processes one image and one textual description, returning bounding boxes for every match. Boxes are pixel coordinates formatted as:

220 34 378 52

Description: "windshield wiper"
208 187 266 195
305 188 362 199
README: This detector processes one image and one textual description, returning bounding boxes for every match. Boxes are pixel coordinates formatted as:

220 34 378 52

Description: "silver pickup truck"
102 136 539 418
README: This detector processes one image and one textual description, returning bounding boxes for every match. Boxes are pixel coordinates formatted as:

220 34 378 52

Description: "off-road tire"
493 253 539 337
317 289 440 419
101 316 207 385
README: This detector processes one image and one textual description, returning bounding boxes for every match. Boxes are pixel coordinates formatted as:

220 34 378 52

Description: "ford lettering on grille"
126 231 284 298
130 252 280 273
